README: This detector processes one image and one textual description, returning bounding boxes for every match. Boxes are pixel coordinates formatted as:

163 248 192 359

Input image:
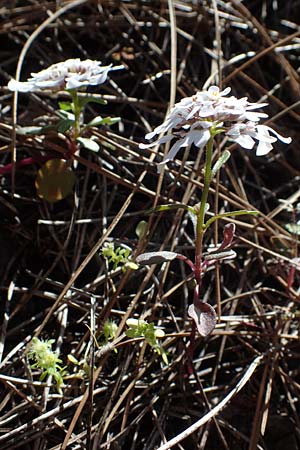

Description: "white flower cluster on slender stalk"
140 86 291 170
8 58 123 92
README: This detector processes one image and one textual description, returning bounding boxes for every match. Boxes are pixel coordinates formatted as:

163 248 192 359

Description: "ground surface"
0 1 300 449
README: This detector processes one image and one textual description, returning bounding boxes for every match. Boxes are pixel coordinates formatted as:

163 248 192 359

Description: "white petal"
65 77 85 90
7 79 35 92
199 104 215 117
220 87 231 96
157 136 189 172
145 116 183 140
234 134 255 149
35 79 64 89
246 102 268 110
179 97 194 106
256 141 273 156
186 105 200 120
257 125 292 144
89 68 111 84
194 120 215 130
108 64 124 72
190 129 211 147
139 134 174 149
145 123 167 140
208 86 220 95
244 111 268 121
249 129 277 143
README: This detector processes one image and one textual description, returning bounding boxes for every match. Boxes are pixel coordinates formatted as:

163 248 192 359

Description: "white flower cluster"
8 58 123 92
140 86 291 170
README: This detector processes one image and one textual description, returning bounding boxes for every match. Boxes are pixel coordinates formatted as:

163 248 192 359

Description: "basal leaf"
188 303 216 337
35 159 75 203
136 251 178 265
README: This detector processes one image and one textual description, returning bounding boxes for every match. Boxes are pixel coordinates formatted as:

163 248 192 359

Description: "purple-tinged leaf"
205 249 236 262
136 251 178 265
188 303 217 337
221 223 236 249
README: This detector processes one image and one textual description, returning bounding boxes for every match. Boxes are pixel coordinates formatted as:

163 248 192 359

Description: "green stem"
70 90 81 138
194 134 214 283
204 209 259 230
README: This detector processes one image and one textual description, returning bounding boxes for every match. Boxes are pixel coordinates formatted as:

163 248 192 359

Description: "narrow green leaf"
126 329 138 339
161 350 169 365
57 119 74 133
136 220 147 239
99 116 120 125
126 318 142 328
58 101 72 112
78 95 107 108
101 141 116 151
77 137 100 152
58 110 75 120
86 116 120 128
154 329 165 338
125 261 139 270
212 150 231 177
146 203 196 215
68 354 79 365
204 210 259 229
86 116 103 127
16 125 55 135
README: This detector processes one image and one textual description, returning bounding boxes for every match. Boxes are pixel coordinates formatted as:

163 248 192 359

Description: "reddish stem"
0 137 79 176
0 155 53 175
186 322 196 376
175 253 195 272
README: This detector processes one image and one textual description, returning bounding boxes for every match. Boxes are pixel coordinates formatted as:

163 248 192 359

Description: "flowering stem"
70 90 81 139
194 134 214 283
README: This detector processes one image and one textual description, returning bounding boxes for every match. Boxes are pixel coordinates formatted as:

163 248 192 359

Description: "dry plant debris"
0 1 300 449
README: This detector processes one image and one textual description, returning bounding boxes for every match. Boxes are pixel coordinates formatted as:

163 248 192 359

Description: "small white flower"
227 122 292 155
157 128 211 172
8 58 123 92
205 85 232 100
140 85 291 170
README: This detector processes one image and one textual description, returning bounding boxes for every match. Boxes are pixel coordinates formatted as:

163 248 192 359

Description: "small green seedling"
126 318 168 364
27 337 66 392
101 242 139 271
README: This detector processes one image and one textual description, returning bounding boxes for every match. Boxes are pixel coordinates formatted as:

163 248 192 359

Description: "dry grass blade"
157 353 265 450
